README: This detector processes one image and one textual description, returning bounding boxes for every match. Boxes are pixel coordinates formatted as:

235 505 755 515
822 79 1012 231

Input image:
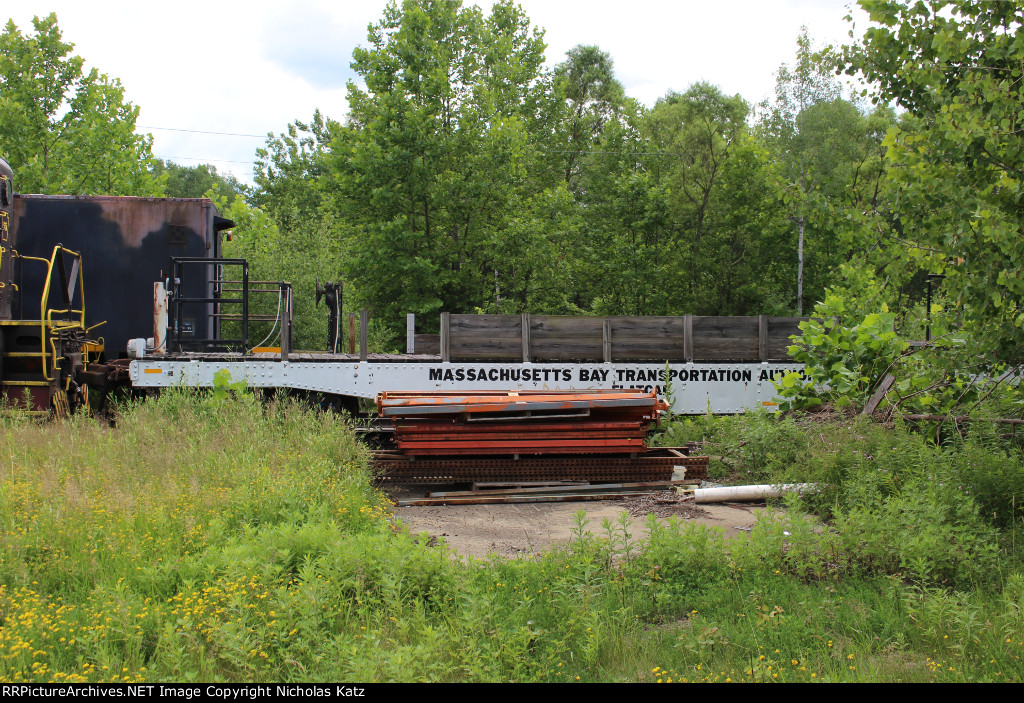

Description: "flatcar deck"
157 351 443 363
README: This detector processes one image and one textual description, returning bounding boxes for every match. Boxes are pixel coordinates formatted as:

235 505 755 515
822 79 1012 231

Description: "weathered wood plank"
529 316 603 361
766 317 809 360
758 315 767 362
528 341 604 361
611 344 687 361
450 314 522 337
521 313 531 362
684 314 693 362
862 374 895 416
450 345 521 358
440 312 450 362
449 314 521 359
443 313 815 362
692 344 760 360
530 316 604 335
609 316 687 361
359 310 368 361
414 334 440 355
608 316 687 335
692 316 760 334
527 348 603 362
692 316 759 360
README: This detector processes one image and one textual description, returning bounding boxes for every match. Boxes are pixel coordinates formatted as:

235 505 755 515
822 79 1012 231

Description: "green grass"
1 393 1023 682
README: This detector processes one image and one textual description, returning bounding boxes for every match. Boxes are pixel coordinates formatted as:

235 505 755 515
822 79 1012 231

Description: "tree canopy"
238 0 899 347
0 13 159 195
151 160 249 204
326 0 551 324
841 0 1024 363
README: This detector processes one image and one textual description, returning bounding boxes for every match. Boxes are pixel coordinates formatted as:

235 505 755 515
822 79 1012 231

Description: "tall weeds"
1 394 1022 682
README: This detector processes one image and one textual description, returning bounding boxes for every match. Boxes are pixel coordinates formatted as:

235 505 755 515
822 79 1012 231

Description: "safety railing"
217 279 293 358
14 245 87 381
167 257 293 356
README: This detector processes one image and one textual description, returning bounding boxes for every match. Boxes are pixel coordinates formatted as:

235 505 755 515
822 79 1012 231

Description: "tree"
0 14 159 195
553 45 626 189
221 196 344 352
151 160 249 204
638 83 751 312
575 107 675 316
253 111 336 233
759 28 846 314
328 0 549 328
841 0 1024 363
647 83 748 247
568 83 793 318
695 131 795 316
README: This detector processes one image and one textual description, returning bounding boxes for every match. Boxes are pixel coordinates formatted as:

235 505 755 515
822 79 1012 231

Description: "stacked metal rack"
373 389 709 485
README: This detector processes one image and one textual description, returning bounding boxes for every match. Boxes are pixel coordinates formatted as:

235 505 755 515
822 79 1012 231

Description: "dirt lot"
389 487 772 559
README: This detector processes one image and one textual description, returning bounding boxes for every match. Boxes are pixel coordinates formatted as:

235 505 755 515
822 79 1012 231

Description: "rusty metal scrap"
395 493 637 507
425 480 690 499
397 479 698 506
379 389 666 456
373 450 709 485
378 389 667 416
374 390 707 488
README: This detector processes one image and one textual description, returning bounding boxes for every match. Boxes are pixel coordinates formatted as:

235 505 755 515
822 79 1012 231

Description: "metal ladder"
0 245 96 415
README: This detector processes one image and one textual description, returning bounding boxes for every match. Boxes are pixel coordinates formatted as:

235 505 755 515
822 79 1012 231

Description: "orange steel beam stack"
373 390 708 484
378 389 665 455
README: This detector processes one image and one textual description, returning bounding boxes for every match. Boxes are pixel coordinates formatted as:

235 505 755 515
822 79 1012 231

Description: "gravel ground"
387 484 771 559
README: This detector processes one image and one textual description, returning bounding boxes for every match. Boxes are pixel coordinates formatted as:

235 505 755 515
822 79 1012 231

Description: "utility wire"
144 121 697 168
156 155 256 165
141 125 267 138
541 149 685 156
142 122 692 157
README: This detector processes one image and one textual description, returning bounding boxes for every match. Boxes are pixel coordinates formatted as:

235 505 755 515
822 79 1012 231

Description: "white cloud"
259 4 371 90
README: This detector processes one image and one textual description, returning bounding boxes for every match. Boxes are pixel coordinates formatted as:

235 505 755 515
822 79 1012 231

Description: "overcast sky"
7 0 869 183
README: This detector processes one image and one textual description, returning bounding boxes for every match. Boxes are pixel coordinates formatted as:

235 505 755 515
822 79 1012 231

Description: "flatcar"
1 155 805 417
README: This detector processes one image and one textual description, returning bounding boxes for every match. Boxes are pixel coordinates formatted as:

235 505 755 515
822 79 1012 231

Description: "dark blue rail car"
11 194 233 359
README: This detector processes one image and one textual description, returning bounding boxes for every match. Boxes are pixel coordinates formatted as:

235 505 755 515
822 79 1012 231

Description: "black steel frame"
168 257 248 352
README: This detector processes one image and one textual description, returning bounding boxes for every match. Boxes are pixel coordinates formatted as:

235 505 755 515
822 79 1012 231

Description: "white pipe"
693 483 816 504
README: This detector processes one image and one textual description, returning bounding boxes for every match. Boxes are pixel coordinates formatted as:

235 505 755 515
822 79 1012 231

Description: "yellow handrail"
15 246 87 381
